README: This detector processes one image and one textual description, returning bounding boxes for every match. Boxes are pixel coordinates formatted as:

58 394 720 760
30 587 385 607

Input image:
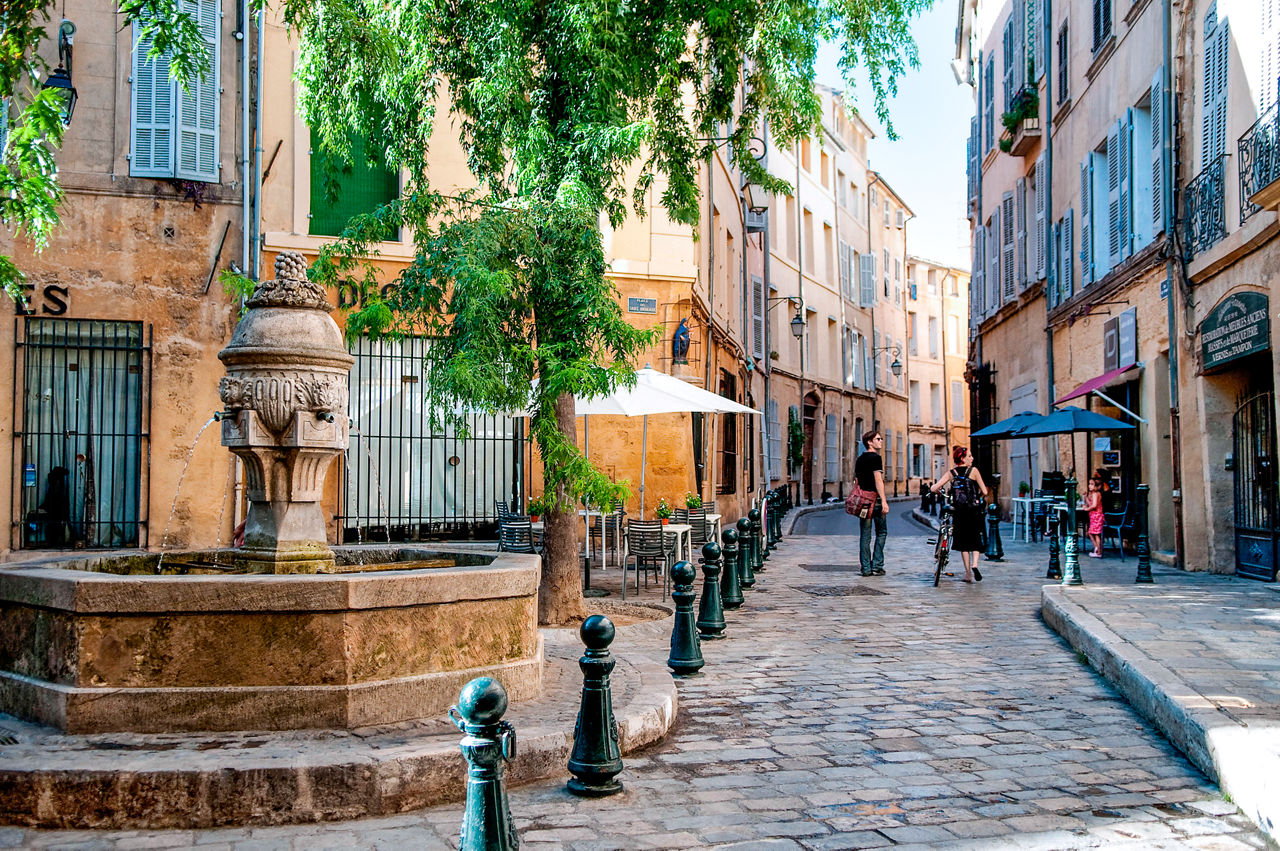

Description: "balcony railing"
1182 156 1227 260
1239 100 1280 222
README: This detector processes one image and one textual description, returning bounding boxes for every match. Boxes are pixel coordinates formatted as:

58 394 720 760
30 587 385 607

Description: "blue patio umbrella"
1009 406 1135 474
971 410 1044 438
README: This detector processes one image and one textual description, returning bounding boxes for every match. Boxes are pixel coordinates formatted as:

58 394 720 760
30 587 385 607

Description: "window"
1034 154 1047 279
751 275 765 359
824 224 835 283
1016 176 1028 289
898 432 906 481
896 209 906 228
908 313 919 355
948 314 961 354
786 196 797 258
860 253 875 306
717 371 738 494
855 418 864 451
911 443 924 478
130 0 220 182
984 55 996 150
927 269 938 294
837 170 846 205
930 383 942 426
309 130 401 239
803 209 815 271
928 316 939 358
883 199 890 227
1057 22 1070 104
883 248 890 297
800 137 812 171
767 399 783 480
1093 0 1112 52
820 152 831 188
894 258 902 282
909 380 921 423
870 186 879 207
952 380 965 422
824 414 839 481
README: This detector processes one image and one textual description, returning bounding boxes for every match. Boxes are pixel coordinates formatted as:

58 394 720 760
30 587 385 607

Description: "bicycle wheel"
933 530 949 586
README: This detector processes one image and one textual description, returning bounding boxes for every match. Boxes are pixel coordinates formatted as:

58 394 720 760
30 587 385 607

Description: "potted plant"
1018 481 1030 497
527 494 551 522
656 498 672 524
684 492 702 509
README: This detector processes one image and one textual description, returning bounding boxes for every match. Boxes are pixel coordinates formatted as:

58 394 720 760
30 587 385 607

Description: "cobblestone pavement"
4 508 1270 850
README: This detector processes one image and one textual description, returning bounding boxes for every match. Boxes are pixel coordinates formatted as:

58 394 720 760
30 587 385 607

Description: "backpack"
949 467 981 509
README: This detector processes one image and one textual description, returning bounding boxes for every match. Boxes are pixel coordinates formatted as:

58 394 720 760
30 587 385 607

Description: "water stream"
155 416 218 573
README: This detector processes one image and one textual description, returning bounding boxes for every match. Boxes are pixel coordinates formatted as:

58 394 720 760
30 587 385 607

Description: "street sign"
628 297 658 314
1201 291 1269 372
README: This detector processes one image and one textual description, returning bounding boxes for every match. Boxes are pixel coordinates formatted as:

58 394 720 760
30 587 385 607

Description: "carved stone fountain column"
218 252 354 573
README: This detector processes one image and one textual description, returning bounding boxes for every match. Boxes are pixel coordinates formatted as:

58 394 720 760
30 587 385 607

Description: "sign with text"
1103 308 1138 371
1201 291 1270 372
627 297 658 314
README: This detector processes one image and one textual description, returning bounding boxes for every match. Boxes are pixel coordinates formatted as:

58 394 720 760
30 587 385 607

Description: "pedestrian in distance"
1084 476 1105 558
854 430 890 576
930 445 989 583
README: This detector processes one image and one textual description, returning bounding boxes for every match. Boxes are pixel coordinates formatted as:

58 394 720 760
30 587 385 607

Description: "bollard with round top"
567 615 624 797
667 561 704 676
1046 510 1062 580
450 677 519 851
1061 477 1082 586
737 517 756 589
984 502 1004 561
749 508 765 573
720 528 744 609
1134 483 1154 584
696 541 726 640
761 496 773 561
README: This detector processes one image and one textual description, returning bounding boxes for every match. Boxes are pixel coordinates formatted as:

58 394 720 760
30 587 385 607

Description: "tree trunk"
538 391 585 625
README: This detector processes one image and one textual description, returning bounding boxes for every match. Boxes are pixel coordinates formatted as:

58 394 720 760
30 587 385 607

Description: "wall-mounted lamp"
871 344 904 377
42 20 77 126
743 182 769 214
789 312 805 340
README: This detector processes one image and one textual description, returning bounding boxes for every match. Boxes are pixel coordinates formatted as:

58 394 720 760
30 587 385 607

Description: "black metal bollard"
984 502 1005 561
1135 483 1154 584
696 541 727 640
761 497 773 561
667 561 704 676
749 508 765 573
450 677 519 851
737 517 756 589
1061 477 1082 586
1046 510 1062 580
567 615 624 797
720 528 744 609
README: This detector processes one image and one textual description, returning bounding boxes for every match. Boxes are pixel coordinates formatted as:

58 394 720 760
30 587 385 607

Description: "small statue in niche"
672 318 690 364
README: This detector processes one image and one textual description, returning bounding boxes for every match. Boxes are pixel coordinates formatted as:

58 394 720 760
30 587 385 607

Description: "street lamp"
42 20 77 126
790 312 805 340
872 344 903 377
744 182 769 214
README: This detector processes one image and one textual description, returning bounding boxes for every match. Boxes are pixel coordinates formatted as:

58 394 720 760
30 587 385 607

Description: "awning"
1055 362 1141 405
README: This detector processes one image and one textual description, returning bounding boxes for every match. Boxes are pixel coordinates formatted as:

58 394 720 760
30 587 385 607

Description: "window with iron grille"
717 371 738 494
341 337 521 540
17 319 150 550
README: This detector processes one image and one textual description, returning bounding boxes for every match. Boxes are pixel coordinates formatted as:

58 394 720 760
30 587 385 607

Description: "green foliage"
219 269 257 317
1000 86 1039 134
527 494 553 517
787 408 805 473
1 3 203 301
655 498 673 520
685 492 703 509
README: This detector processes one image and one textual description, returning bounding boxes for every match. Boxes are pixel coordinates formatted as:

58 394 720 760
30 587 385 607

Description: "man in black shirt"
854 431 889 576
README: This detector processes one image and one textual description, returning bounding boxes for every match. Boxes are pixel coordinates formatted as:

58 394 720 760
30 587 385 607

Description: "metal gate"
1232 391 1279 581
13 318 150 550
337 336 524 542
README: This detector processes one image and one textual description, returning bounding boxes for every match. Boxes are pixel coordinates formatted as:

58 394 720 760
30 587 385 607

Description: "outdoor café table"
619 521 692 601
705 512 723 542
1011 496 1056 542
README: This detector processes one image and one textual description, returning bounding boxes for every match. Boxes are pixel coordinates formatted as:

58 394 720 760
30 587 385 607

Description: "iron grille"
337 336 524 542
1238 102 1280 225
1182 156 1227 260
13 318 151 550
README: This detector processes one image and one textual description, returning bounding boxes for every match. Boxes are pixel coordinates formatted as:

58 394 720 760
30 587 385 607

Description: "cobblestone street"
3 508 1269 850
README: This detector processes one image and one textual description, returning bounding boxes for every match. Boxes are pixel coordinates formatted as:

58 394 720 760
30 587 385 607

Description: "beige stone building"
905 257 971 490
867 174 913 495
2 0 246 561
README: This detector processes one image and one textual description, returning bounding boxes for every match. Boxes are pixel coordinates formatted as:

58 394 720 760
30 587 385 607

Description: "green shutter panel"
130 24 174 177
176 0 220 182
309 130 401 238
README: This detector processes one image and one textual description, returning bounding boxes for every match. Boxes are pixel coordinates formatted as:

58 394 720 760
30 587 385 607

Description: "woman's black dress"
949 466 985 552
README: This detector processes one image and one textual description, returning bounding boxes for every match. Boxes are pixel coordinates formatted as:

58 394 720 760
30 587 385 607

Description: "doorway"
1232 389 1278 581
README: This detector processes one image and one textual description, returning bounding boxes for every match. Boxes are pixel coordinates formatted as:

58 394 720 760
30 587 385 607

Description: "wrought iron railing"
1238 100 1280 224
1182 156 1227 260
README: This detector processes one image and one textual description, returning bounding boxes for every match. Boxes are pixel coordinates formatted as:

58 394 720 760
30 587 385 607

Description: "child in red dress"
1085 478 1105 557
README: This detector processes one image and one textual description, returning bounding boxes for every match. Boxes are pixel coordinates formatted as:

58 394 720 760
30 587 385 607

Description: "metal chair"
494 500 510 519
686 507 709 548
1102 503 1131 560
623 520 669 599
590 500 626 566
498 519 540 554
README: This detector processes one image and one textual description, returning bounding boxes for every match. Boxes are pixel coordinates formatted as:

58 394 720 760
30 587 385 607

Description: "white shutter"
1119 109 1132 259
1015 177 1028 289
752 275 765 358
973 229 985 318
1003 18 1016 111
1063 209 1075 300
1049 221 1061 307
1001 194 1015 301
967 117 979 204
860 253 875 306
1034 154 1047 279
1080 157 1094 285
984 55 995 150
1035 0 1048 80
1263 0 1280 110
175 0 220 182
130 24 174 177
987 221 999 313
1106 122 1121 268
1013 0 1026 98
1151 68 1166 235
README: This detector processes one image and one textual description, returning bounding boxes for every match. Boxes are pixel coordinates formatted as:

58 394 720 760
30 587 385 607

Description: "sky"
816 0 975 269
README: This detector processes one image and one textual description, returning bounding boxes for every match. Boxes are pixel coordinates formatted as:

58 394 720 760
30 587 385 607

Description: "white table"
706 513 723 543
619 521 691 601
1010 496 1055 542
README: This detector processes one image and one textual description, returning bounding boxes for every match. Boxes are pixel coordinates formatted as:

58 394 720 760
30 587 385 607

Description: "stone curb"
0 616 679 831
782 497 917 535
910 507 941 531
1042 586 1280 843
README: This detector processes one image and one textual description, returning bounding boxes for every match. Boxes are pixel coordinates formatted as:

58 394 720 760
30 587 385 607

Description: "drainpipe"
703 158 714 504
1042 0 1056 483
795 146 805 504
1161 0 1184 569
867 172 882 429
940 270 952 452
252 10 264 281
239 0 250 278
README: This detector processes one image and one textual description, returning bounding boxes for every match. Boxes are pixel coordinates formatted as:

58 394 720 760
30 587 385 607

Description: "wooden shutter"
1263 0 1280 110
1001 194 1015 301
1003 18 1016 112
967 117 979 204
860 253 875 306
1034 154 1047 279
1015 177 1028 289
1063 209 1075 300
1012 0 1026 98
1049 221 1061 307
1035 0 1047 80
752 275 765 358
973 228 985 318
1203 7 1229 165
1151 67 1165 235
987 220 1000 313
985 56 996 150
309 129 401 238
130 23 174 177
1080 156 1094 285
175 0 220 182
1106 122 1121 268
1119 109 1132 260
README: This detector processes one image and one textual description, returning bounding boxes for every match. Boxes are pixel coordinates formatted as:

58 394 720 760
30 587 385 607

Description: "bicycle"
929 495 954 587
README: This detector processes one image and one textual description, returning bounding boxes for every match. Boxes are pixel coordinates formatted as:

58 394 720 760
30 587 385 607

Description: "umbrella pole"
640 415 648 519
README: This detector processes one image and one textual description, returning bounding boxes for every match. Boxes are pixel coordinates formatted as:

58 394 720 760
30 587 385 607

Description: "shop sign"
1201 292 1270 371
1103 308 1138 371
627 297 657 314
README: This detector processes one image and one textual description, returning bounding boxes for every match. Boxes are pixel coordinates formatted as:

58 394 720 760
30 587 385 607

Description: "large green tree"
286 0 927 623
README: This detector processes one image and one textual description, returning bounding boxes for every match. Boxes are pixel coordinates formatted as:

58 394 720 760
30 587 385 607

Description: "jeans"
859 510 888 573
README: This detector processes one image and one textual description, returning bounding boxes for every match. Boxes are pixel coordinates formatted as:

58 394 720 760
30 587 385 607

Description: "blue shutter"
130 23 174 177
1119 109 1132 259
1079 157 1094 285
1151 67 1166 236
175 0 220 182
1063 209 1075 300
1034 153 1047 279
1106 122 1121 269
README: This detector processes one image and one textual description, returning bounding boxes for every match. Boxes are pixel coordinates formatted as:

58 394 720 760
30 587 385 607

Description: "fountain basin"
0 547 542 734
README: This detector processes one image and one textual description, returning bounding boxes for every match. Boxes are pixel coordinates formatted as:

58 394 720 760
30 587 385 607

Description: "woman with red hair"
930 445 989 582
